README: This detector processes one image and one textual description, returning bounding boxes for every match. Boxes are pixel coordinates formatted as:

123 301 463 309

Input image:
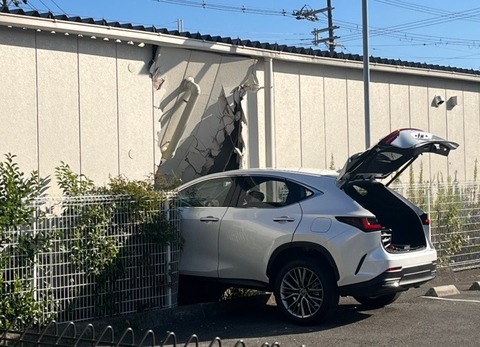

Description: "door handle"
273 216 295 223
200 216 220 222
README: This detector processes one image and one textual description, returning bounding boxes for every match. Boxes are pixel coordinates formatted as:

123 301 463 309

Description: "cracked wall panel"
0 27 37 172
157 51 222 179
299 65 325 169
36 32 80 180
153 47 191 157
78 39 118 185
207 56 255 107
274 61 302 168
179 51 222 141
159 142 189 178
194 57 253 153
158 53 253 182
117 43 154 180
213 58 255 165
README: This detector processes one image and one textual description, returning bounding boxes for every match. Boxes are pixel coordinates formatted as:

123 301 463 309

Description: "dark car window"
236 176 312 208
178 177 234 207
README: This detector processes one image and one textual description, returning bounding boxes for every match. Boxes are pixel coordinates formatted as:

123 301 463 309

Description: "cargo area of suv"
344 181 427 252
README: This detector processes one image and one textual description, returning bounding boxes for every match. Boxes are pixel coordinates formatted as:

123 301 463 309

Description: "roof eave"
1 11 479 82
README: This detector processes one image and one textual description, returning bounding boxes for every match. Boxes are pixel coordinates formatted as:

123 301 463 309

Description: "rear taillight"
379 128 423 145
420 213 430 225
336 216 382 232
379 130 400 145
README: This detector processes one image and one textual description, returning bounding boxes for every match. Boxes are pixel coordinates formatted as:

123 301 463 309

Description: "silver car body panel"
176 149 446 288
218 203 302 281
179 205 228 277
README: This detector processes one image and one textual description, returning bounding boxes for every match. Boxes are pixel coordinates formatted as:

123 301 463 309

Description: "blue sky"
14 0 480 71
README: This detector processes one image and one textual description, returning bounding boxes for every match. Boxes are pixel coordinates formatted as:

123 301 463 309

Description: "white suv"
176 129 458 325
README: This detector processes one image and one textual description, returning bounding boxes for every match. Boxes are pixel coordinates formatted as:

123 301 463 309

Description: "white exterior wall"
1 13 480 188
267 60 480 182
0 27 156 191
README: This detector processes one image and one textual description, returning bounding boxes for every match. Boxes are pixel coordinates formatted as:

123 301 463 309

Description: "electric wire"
376 0 480 22
340 7 480 43
15 0 480 68
153 0 290 17
17 0 480 49
48 0 66 14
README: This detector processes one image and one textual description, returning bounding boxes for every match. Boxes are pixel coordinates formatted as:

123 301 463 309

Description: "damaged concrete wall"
151 47 257 183
0 25 258 188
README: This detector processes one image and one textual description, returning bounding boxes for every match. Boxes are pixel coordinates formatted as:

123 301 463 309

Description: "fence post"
165 196 172 308
33 202 38 302
427 182 431 219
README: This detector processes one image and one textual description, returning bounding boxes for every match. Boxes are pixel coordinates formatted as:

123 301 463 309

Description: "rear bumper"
339 262 436 297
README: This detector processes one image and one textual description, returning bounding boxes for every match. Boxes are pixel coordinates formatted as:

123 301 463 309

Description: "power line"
334 11 480 51
376 0 480 22
340 7 480 42
20 0 480 67
152 0 291 17
48 0 66 14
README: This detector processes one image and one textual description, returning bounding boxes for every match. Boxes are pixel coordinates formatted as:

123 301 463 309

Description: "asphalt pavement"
89 267 480 347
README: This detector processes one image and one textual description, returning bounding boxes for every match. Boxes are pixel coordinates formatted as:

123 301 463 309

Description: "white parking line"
422 296 480 303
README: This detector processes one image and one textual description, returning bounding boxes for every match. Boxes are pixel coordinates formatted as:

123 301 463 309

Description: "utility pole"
309 1 339 53
327 0 335 54
362 0 371 149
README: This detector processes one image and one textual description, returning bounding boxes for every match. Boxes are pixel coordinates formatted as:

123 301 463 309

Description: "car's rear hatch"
337 128 459 252
336 128 459 189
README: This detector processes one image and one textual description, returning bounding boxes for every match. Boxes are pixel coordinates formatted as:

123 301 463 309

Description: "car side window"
236 176 312 208
178 177 234 207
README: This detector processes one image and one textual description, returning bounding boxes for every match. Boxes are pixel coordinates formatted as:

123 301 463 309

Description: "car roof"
177 168 339 190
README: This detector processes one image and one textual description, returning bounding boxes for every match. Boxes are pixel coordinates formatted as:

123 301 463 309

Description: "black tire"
273 260 339 325
353 292 401 309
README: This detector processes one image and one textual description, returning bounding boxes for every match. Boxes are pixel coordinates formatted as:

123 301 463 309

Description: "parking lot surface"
97 268 480 347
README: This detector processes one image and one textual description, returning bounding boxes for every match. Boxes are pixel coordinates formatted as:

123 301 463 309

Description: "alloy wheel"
279 266 324 319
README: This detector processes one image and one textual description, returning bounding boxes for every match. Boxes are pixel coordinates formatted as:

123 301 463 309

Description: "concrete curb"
77 295 271 333
424 285 461 297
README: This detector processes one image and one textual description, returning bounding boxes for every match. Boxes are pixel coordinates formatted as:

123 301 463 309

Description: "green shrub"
0 153 52 328
1 154 181 325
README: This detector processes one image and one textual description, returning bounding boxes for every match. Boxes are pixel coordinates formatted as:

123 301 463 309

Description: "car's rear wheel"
353 292 401 309
273 260 339 325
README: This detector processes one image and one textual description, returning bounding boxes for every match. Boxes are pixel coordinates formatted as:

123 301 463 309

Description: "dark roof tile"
2 7 479 75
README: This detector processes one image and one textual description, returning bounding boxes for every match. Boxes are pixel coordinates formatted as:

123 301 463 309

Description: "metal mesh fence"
392 181 480 270
2 194 181 323
2 181 479 326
